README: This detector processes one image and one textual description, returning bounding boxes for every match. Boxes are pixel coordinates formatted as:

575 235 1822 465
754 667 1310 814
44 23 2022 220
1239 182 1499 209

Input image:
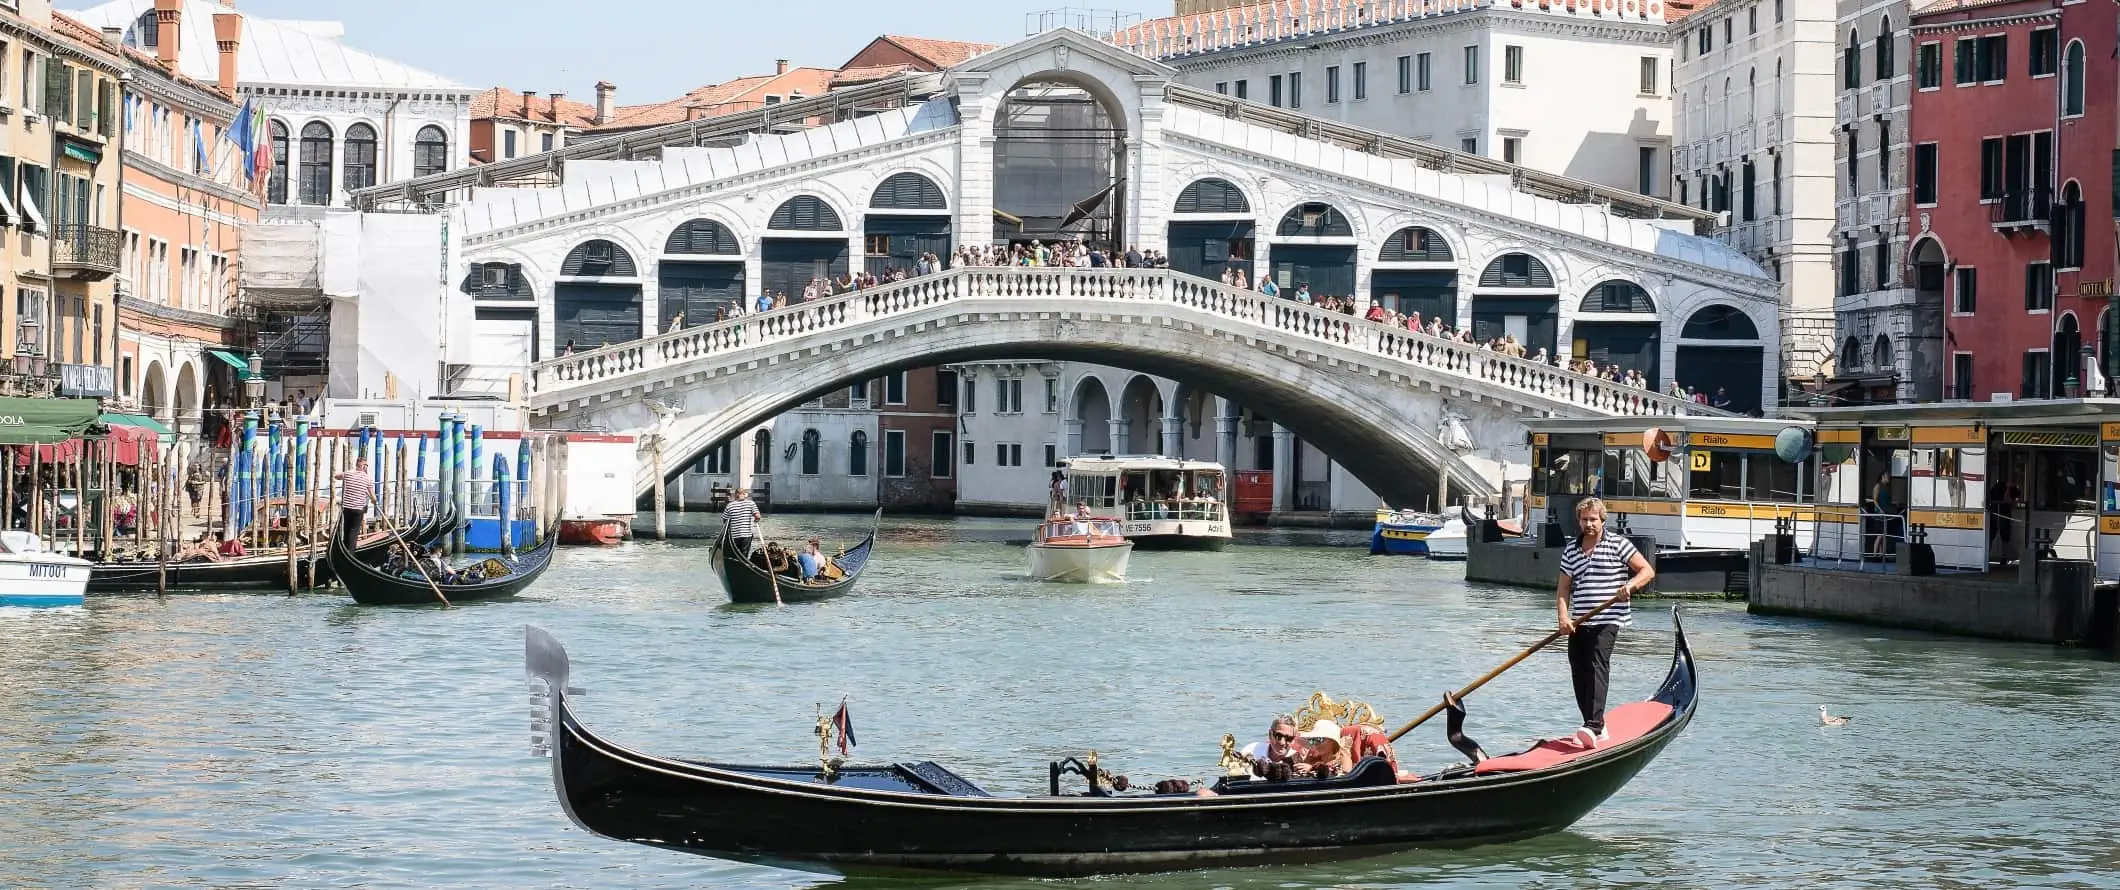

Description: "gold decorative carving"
1292 691 1386 731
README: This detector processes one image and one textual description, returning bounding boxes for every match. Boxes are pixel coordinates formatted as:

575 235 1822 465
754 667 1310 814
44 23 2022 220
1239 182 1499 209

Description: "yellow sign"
2078 278 2115 298
1532 433 1549 446
1528 495 1548 509
1691 450 1713 472
1603 432 1633 447
1912 426 1983 445
1874 426 1911 442
1602 498 1682 516
1910 509 1984 530
1817 429 1862 444
1691 433 1778 450
1810 506 1861 524
2102 423 2120 442
2101 515 2120 535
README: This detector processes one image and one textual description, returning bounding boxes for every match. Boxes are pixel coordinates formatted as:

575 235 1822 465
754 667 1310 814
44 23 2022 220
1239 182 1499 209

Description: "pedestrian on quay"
1555 497 1654 750
723 487 763 557
333 455 374 547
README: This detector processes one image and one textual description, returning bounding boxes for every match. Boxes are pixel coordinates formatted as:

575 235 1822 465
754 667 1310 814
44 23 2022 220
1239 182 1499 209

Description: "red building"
1910 0 2115 400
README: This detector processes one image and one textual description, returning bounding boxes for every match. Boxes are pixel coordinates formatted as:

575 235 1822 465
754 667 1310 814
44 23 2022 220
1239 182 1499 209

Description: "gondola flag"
832 698 856 755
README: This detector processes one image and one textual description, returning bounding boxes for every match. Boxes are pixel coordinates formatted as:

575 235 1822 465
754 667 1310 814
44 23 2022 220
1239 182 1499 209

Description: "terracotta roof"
1662 0 1721 21
1909 0 2033 17
832 63 916 86
586 67 837 132
49 11 127 64
877 35 997 68
472 87 599 128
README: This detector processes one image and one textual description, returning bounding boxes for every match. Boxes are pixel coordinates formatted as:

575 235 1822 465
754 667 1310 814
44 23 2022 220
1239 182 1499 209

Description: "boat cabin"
1059 456 1228 524
1527 415 1816 552
1787 400 2120 576
1035 518 1126 544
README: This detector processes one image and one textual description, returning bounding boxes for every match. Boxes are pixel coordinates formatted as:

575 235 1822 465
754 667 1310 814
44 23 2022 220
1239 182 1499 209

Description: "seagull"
1818 705 1850 727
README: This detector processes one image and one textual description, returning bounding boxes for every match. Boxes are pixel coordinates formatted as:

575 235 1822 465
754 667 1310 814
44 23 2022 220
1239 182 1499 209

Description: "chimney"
593 81 615 125
153 0 183 69
775 59 790 76
519 90 535 119
547 91 564 121
211 9 243 100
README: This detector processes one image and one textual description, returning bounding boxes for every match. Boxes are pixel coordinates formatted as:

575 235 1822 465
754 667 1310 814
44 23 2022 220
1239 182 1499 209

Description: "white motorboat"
1027 517 1134 583
0 531 92 607
1422 517 1468 561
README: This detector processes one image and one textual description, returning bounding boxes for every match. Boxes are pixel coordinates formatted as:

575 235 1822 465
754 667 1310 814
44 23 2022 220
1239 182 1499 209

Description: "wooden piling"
652 437 667 541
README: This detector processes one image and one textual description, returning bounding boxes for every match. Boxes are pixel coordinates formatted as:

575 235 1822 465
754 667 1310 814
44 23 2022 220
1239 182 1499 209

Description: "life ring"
1643 427 1676 462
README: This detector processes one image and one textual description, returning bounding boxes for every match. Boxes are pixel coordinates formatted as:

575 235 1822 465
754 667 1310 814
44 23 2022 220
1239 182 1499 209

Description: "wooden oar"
1386 591 1629 743
384 517 451 608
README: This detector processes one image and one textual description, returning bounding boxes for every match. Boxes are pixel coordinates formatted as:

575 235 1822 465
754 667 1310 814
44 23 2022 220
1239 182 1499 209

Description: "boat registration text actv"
1125 522 1225 534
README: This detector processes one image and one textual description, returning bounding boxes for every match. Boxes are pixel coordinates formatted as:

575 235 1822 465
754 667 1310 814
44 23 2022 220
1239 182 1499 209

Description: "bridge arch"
1117 373 1164 454
1071 374 1114 455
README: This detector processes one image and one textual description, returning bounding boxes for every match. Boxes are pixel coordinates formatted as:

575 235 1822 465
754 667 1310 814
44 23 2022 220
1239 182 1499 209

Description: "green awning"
0 397 100 444
208 349 252 378
100 412 173 435
61 142 101 164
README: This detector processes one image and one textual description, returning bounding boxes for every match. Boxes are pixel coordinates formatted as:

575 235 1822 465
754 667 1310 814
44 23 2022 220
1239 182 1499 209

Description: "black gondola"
709 514 877 604
522 611 1699 877
85 523 409 593
332 523 557 606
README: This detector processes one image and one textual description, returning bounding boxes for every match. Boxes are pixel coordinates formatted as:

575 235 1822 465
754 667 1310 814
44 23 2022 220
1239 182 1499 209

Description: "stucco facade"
1830 0 1925 402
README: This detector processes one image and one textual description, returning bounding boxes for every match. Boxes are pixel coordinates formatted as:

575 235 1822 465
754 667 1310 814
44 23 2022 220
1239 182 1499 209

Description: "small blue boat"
1369 509 1444 555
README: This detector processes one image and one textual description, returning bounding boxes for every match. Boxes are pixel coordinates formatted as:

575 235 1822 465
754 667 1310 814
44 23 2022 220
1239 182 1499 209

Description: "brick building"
1910 0 2115 400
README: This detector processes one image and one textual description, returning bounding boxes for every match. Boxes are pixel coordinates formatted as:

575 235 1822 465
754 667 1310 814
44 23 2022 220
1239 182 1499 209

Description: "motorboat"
1 531 92 607
1422 517 1468 560
1059 456 1231 550
1370 508 1444 555
1026 516 1133 583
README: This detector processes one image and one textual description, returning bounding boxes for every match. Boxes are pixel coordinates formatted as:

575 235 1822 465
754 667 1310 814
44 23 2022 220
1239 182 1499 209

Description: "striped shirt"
1560 533 1640 627
337 470 373 511
722 498 760 538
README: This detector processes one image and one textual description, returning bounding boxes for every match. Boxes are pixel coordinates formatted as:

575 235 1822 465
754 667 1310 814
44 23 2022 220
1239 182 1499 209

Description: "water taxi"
1 531 92 607
1058 456 1232 550
1026 516 1133 583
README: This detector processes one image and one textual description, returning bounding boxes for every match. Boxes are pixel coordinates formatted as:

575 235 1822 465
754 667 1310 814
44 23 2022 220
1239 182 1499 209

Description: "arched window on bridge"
1174 178 1251 214
1275 202 1353 237
870 173 947 210
1168 178 1255 284
1471 253 1559 360
763 196 849 303
1574 280 1662 386
1676 304 1766 415
460 262 531 300
849 430 868 477
561 240 639 277
1580 280 1655 313
1378 226 1453 262
557 239 645 352
866 174 951 279
662 220 744 333
665 219 741 255
753 429 773 474
768 195 844 231
801 429 822 475
1681 305 1760 339
1478 253 1554 289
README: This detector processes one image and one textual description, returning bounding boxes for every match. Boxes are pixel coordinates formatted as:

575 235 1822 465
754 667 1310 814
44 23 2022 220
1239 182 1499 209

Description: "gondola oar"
1386 591 1629 743
384 517 452 608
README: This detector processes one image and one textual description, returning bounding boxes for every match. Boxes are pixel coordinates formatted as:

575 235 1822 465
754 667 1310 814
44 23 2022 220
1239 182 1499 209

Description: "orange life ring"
1643 427 1676 462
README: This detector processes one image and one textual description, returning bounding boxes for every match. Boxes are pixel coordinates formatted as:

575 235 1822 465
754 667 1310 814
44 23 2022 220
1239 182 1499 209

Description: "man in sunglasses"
1238 716 1303 777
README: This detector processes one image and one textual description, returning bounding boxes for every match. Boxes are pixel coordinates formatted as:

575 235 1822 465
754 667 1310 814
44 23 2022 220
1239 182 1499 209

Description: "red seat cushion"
1472 701 1675 775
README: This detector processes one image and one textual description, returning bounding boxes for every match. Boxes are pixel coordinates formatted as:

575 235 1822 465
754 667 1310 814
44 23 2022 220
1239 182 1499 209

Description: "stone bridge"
530 268 1716 507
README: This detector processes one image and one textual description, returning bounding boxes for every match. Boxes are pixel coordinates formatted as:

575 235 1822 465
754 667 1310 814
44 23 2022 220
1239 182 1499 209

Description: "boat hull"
1027 542 1133 583
559 519 626 546
1422 519 1468 561
1370 522 1442 555
0 555 91 607
711 522 876 604
331 527 557 606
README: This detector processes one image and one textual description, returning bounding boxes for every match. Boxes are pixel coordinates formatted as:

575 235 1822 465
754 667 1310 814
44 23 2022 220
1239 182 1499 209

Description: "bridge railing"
533 267 1718 417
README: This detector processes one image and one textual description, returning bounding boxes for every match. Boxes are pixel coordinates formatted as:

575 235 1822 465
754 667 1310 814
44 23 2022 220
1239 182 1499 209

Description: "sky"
216 1 1157 105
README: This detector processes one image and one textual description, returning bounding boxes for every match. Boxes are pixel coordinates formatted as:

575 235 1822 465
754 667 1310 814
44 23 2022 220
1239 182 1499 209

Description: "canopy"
208 349 252 378
0 397 99 444
12 413 164 466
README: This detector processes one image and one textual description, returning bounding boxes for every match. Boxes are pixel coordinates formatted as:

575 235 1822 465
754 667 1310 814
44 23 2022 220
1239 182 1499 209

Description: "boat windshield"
1089 520 1123 536
1043 520 1088 538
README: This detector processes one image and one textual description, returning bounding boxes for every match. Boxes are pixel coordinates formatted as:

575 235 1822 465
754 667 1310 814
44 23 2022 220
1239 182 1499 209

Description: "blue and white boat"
1369 508 1445 555
0 531 92 607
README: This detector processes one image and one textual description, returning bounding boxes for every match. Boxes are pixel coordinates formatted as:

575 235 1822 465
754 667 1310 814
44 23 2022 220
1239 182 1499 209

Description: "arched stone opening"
990 72 1126 248
141 361 169 423
1168 382 1216 460
1572 280 1661 383
866 172 952 278
1372 226 1457 325
556 239 643 352
1118 374 1163 455
1073 376 1113 455
752 428 773 475
1167 177 1255 284
1472 252 1560 358
2053 313 2082 395
661 218 745 331
1910 235 1949 400
763 195 849 301
1675 305 1766 413
1267 202 1357 300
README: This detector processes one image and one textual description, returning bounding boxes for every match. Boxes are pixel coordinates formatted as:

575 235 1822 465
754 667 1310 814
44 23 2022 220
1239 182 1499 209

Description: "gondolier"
1555 497 1655 749
722 488 762 557
334 456 374 547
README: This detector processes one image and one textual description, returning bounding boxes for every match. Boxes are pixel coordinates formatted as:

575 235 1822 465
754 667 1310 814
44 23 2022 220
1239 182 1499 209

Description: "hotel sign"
2076 278 2115 298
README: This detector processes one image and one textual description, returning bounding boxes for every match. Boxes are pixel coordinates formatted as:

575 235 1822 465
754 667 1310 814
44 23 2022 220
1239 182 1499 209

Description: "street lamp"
244 351 265 408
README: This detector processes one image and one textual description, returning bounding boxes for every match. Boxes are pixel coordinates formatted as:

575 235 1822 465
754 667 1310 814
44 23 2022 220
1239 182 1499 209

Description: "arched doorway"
1841 336 1864 374
1473 253 1560 357
1268 202 1356 299
1118 375 1162 455
1910 236 1948 400
659 219 744 331
1675 305 1766 413
1572 280 1661 383
1073 377 1113 455
173 362 199 434
865 173 951 277
2053 313 2082 394
991 75 1124 247
141 361 169 422
555 239 643 351
1371 226 1456 324
761 196 848 301
752 428 773 475
1167 178 1254 283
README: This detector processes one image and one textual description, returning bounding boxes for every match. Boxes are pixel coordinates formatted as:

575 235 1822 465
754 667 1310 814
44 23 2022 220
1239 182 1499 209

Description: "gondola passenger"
798 539 825 581
1337 722 1416 782
1238 716 1303 777
1296 719 1349 778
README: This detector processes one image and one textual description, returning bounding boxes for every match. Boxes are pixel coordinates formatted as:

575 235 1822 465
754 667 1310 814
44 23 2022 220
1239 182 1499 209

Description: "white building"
68 0 474 208
1669 0 1840 393
1830 0 1926 402
1110 0 1678 196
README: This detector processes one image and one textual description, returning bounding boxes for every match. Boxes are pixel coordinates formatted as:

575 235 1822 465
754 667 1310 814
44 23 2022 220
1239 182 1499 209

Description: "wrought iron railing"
52 224 122 275
1989 187 2051 226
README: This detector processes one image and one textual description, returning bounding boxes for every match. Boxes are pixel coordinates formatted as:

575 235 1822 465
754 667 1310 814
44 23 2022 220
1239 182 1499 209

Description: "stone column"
1271 425 1295 513
1064 418 1083 459
733 428 754 491
1161 416 1183 458
1215 401 1239 470
1108 418 1130 455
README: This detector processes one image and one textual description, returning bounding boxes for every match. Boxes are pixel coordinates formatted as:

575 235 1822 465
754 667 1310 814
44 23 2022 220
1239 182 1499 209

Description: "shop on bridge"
864 173 952 278
760 195 849 301
555 239 644 352
1165 177 1255 284
1267 202 1356 298
1470 253 1558 359
1369 225 1457 325
659 219 745 331
1673 305 1767 415
1570 280 1661 386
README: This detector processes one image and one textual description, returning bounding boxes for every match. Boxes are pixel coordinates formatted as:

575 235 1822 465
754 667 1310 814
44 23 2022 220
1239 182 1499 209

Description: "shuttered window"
460 263 532 300
1275 202 1353 237
664 219 741 254
1681 305 1759 339
1378 227 1453 262
1478 253 1554 289
1175 178 1251 214
1580 280 1656 313
870 173 946 210
768 195 843 231
560 239 638 277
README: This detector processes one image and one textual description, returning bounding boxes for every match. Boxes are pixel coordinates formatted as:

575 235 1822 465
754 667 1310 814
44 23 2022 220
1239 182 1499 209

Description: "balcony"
0 355 58 398
1990 188 2051 232
52 224 121 281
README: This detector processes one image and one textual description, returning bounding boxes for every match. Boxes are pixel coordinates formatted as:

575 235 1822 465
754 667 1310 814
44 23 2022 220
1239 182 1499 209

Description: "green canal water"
2 513 2116 889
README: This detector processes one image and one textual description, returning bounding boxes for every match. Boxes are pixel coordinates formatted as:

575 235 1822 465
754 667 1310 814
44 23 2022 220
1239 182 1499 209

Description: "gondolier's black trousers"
730 536 754 558
339 506 366 547
1568 623 1620 732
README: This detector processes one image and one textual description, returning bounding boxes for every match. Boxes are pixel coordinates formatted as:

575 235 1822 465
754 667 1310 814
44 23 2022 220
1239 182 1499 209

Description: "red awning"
16 424 158 466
